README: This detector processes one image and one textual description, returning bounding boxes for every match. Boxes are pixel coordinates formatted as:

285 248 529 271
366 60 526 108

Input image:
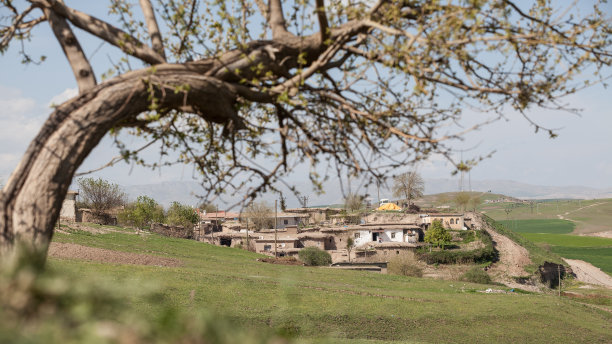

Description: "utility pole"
558 265 561 297
274 199 278 258
245 209 249 250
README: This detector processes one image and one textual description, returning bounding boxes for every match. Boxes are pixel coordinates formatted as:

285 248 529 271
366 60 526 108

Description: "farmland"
481 198 612 234
486 201 612 276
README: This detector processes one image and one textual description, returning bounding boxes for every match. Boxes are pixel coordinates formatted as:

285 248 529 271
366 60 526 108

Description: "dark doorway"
220 238 232 247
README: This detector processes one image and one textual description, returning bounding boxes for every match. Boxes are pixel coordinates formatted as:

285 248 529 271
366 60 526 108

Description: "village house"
189 206 477 266
421 213 465 230
284 207 343 225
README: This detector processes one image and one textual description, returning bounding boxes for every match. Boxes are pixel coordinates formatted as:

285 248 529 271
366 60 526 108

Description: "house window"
263 245 271 251
354 233 360 238
396 250 400 255
284 219 288 225
450 219 454 224
391 232 396 239
456 218 460 224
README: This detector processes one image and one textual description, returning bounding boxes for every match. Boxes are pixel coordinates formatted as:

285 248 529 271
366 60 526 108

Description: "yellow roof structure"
377 203 402 211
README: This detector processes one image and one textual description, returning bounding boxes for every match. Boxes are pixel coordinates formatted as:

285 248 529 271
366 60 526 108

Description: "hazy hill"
121 178 612 208
424 178 612 200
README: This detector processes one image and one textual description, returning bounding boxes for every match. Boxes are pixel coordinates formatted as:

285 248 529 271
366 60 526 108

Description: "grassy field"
18 226 608 343
499 219 575 234
482 198 612 234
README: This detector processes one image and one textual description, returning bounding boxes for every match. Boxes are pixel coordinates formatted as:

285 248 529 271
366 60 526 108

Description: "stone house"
59 190 79 222
422 213 465 230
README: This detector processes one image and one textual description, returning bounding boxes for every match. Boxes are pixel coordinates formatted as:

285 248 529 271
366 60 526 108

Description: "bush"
418 230 497 264
166 201 199 228
460 267 492 284
298 247 332 266
458 230 476 244
388 255 423 277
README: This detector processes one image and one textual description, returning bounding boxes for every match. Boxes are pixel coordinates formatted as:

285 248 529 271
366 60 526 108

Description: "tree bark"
0 65 240 256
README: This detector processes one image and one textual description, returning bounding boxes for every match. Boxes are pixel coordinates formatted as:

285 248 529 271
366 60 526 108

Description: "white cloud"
0 86 80 178
48 87 78 107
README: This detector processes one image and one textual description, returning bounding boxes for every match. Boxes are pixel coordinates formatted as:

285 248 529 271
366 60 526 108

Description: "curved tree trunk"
0 65 241 257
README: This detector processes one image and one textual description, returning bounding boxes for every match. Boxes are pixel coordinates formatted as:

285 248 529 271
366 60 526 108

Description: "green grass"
39 228 612 343
499 219 575 234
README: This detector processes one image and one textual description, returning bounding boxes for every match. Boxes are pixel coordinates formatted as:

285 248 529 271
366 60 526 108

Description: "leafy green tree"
118 196 164 229
166 202 199 228
424 220 452 249
77 177 126 215
1 1 610 256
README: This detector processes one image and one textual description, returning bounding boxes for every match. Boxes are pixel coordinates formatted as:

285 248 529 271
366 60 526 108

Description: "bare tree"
244 201 273 230
344 193 364 212
77 177 126 215
392 172 424 206
0 1 610 257
454 192 471 212
198 202 218 213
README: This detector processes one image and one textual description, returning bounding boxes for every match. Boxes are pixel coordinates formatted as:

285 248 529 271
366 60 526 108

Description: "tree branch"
43 6 96 92
138 0 166 61
32 0 165 65
0 4 38 51
269 0 289 39
315 0 329 44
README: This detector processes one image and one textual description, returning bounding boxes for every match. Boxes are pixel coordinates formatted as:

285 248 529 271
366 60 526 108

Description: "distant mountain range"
122 179 612 208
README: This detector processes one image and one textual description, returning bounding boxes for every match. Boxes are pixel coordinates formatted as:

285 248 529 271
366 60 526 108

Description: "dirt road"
564 259 612 289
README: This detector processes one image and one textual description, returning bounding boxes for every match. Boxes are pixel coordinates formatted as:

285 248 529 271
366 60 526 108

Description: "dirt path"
479 218 538 290
485 228 531 278
580 231 612 239
556 202 605 222
49 242 182 267
564 258 612 289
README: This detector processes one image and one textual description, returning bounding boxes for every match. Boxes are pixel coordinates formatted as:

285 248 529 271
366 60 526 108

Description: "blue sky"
1 1 611 195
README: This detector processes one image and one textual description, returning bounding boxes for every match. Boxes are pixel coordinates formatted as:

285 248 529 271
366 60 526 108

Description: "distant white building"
59 190 79 222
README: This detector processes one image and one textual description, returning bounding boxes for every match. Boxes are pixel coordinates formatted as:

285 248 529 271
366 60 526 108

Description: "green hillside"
486 201 612 275
2 225 608 343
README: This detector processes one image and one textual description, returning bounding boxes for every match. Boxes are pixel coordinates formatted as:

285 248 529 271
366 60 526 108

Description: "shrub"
388 255 423 277
460 267 492 284
298 247 332 266
418 230 497 264
166 201 199 228
458 231 476 244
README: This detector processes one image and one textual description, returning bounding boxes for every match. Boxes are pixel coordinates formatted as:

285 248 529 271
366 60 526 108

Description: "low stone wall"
81 210 117 226
150 223 194 239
